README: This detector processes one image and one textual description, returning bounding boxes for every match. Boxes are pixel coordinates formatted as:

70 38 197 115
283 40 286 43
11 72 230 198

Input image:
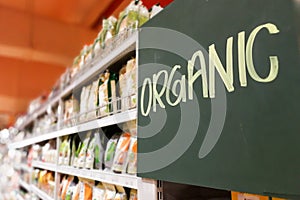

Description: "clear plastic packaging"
104 134 120 170
98 71 110 117
126 137 137 175
112 133 131 173
94 131 104 170
85 133 95 169
77 132 92 168
92 183 106 200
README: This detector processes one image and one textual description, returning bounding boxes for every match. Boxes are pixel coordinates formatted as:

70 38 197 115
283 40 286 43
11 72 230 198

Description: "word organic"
141 23 280 116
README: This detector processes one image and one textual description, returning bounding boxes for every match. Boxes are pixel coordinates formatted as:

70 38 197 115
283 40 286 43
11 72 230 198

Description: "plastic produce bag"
92 183 106 200
112 133 131 173
85 133 95 169
98 71 110 117
103 183 116 200
59 137 69 165
78 132 92 168
104 134 120 170
86 79 99 120
126 58 137 109
126 137 137 175
114 185 127 200
94 131 104 170
78 179 93 200
98 16 117 49
129 189 137 200
80 85 91 122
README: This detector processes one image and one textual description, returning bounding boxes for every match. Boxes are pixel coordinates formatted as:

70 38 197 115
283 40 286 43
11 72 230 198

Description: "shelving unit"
57 166 140 189
8 30 158 200
32 161 56 172
15 31 137 131
9 108 136 149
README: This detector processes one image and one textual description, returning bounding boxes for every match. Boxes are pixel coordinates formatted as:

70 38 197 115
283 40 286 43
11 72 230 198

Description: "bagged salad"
94 131 105 170
77 132 92 168
104 134 120 170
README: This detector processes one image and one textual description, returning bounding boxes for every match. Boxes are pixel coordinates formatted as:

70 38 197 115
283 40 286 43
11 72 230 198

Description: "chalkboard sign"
138 0 300 198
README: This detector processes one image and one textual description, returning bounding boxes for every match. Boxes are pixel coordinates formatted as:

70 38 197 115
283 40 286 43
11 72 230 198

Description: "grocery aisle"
0 0 300 200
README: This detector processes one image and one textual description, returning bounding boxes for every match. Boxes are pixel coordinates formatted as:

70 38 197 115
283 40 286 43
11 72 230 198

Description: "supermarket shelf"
32 161 56 171
30 185 54 200
8 108 137 149
57 165 140 189
17 32 137 131
19 179 31 192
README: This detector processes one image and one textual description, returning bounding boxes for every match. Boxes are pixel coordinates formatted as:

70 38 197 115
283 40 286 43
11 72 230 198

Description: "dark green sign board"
138 0 300 198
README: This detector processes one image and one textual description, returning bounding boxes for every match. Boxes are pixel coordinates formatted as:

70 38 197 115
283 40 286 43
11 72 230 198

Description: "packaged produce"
59 137 69 165
80 85 91 122
78 179 94 200
71 135 79 166
92 183 106 200
112 133 131 173
86 79 100 120
98 71 110 117
77 132 92 168
70 137 75 166
41 140 56 163
116 1 138 34
122 120 137 136
119 66 127 111
94 131 104 170
103 183 116 200
126 137 137 175
104 134 120 170
64 96 80 125
38 170 47 188
126 58 137 109
59 176 67 198
108 72 118 114
119 58 137 111
61 176 74 200
84 44 94 64
74 140 83 168
79 45 93 70
85 133 95 169
137 2 150 26
129 189 137 200
98 16 117 49
72 183 80 200
64 137 72 165
114 185 127 200
32 169 40 185
116 0 149 34
66 185 75 200
71 56 81 78
38 171 54 195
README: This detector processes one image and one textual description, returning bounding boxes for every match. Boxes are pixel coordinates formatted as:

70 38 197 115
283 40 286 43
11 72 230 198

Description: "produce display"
119 58 137 111
27 140 57 165
59 175 138 200
64 96 80 126
6 1 167 199
11 0 162 141
57 121 137 176
32 169 55 197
